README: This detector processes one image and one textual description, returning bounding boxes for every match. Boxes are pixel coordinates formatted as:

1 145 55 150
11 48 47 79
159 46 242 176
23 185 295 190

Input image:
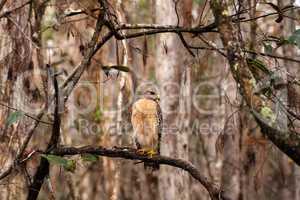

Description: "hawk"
131 89 162 170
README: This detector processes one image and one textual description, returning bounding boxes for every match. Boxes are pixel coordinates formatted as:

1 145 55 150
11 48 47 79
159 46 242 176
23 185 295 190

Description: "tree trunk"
155 0 192 199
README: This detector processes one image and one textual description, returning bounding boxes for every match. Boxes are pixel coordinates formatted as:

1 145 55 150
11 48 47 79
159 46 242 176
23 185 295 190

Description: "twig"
62 12 105 101
0 102 52 125
198 0 208 25
178 32 195 57
0 0 7 11
244 50 300 64
238 6 299 22
115 22 218 38
0 0 31 19
6 15 39 49
64 8 101 18
173 0 180 26
0 111 44 180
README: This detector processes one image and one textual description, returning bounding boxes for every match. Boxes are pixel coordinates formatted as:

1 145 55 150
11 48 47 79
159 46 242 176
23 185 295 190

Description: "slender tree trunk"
221 71 240 199
155 0 192 199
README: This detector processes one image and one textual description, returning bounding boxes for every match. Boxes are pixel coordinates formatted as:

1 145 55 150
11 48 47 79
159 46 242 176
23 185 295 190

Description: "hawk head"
143 89 160 102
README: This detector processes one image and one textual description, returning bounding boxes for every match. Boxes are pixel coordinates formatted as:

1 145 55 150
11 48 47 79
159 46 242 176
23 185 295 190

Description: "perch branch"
50 146 229 200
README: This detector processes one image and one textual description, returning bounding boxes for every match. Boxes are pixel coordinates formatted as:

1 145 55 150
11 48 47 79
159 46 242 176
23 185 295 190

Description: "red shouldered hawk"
131 89 162 170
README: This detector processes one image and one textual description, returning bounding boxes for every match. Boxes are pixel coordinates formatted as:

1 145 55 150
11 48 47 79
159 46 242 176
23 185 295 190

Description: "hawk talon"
137 148 147 155
147 149 156 158
136 149 156 158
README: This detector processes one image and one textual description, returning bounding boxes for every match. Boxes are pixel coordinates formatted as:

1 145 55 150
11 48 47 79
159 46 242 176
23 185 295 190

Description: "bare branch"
50 146 230 200
27 65 62 200
0 112 44 180
0 0 31 19
115 22 218 38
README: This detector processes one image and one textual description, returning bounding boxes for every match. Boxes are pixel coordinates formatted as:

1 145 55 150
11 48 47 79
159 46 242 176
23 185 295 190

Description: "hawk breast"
131 98 161 150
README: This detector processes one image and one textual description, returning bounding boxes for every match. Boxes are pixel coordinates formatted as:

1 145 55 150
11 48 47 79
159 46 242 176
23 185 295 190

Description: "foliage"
41 154 76 173
93 106 102 122
260 106 275 124
246 58 270 75
288 29 300 49
6 111 24 126
263 42 273 54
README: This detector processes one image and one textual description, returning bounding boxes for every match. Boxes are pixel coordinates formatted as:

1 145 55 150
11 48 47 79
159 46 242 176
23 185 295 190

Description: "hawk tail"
144 162 159 171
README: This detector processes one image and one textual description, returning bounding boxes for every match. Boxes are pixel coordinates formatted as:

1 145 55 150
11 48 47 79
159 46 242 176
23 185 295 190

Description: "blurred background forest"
0 0 300 200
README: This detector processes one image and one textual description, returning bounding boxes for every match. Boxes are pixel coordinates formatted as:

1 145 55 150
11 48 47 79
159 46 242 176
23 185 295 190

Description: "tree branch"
50 146 229 200
0 102 52 125
27 65 61 200
0 111 44 180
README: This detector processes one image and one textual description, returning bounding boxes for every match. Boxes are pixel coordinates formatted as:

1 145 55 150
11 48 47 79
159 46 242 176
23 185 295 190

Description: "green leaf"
64 160 76 173
246 58 270 75
260 106 276 123
288 29 300 48
81 154 98 162
278 38 290 46
6 111 24 126
41 154 77 172
263 43 273 54
41 154 68 166
94 107 102 122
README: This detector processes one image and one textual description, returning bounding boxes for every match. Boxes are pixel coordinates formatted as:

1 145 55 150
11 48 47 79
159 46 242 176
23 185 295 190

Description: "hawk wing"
131 98 162 154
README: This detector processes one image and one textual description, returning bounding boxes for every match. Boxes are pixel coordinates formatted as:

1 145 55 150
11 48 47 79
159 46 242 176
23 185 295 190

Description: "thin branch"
0 102 52 125
244 50 300 64
198 35 227 57
173 0 180 26
238 6 299 22
62 12 105 101
187 44 300 64
64 8 101 18
0 0 7 11
198 0 208 25
50 146 229 200
0 0 31 19
116 22 218 37
27 66 61 200
6 15 39 49
0 111 44 180
178 32 195 57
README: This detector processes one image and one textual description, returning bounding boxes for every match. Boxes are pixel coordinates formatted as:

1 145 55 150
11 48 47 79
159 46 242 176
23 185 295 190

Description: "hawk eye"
149 91 155 95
